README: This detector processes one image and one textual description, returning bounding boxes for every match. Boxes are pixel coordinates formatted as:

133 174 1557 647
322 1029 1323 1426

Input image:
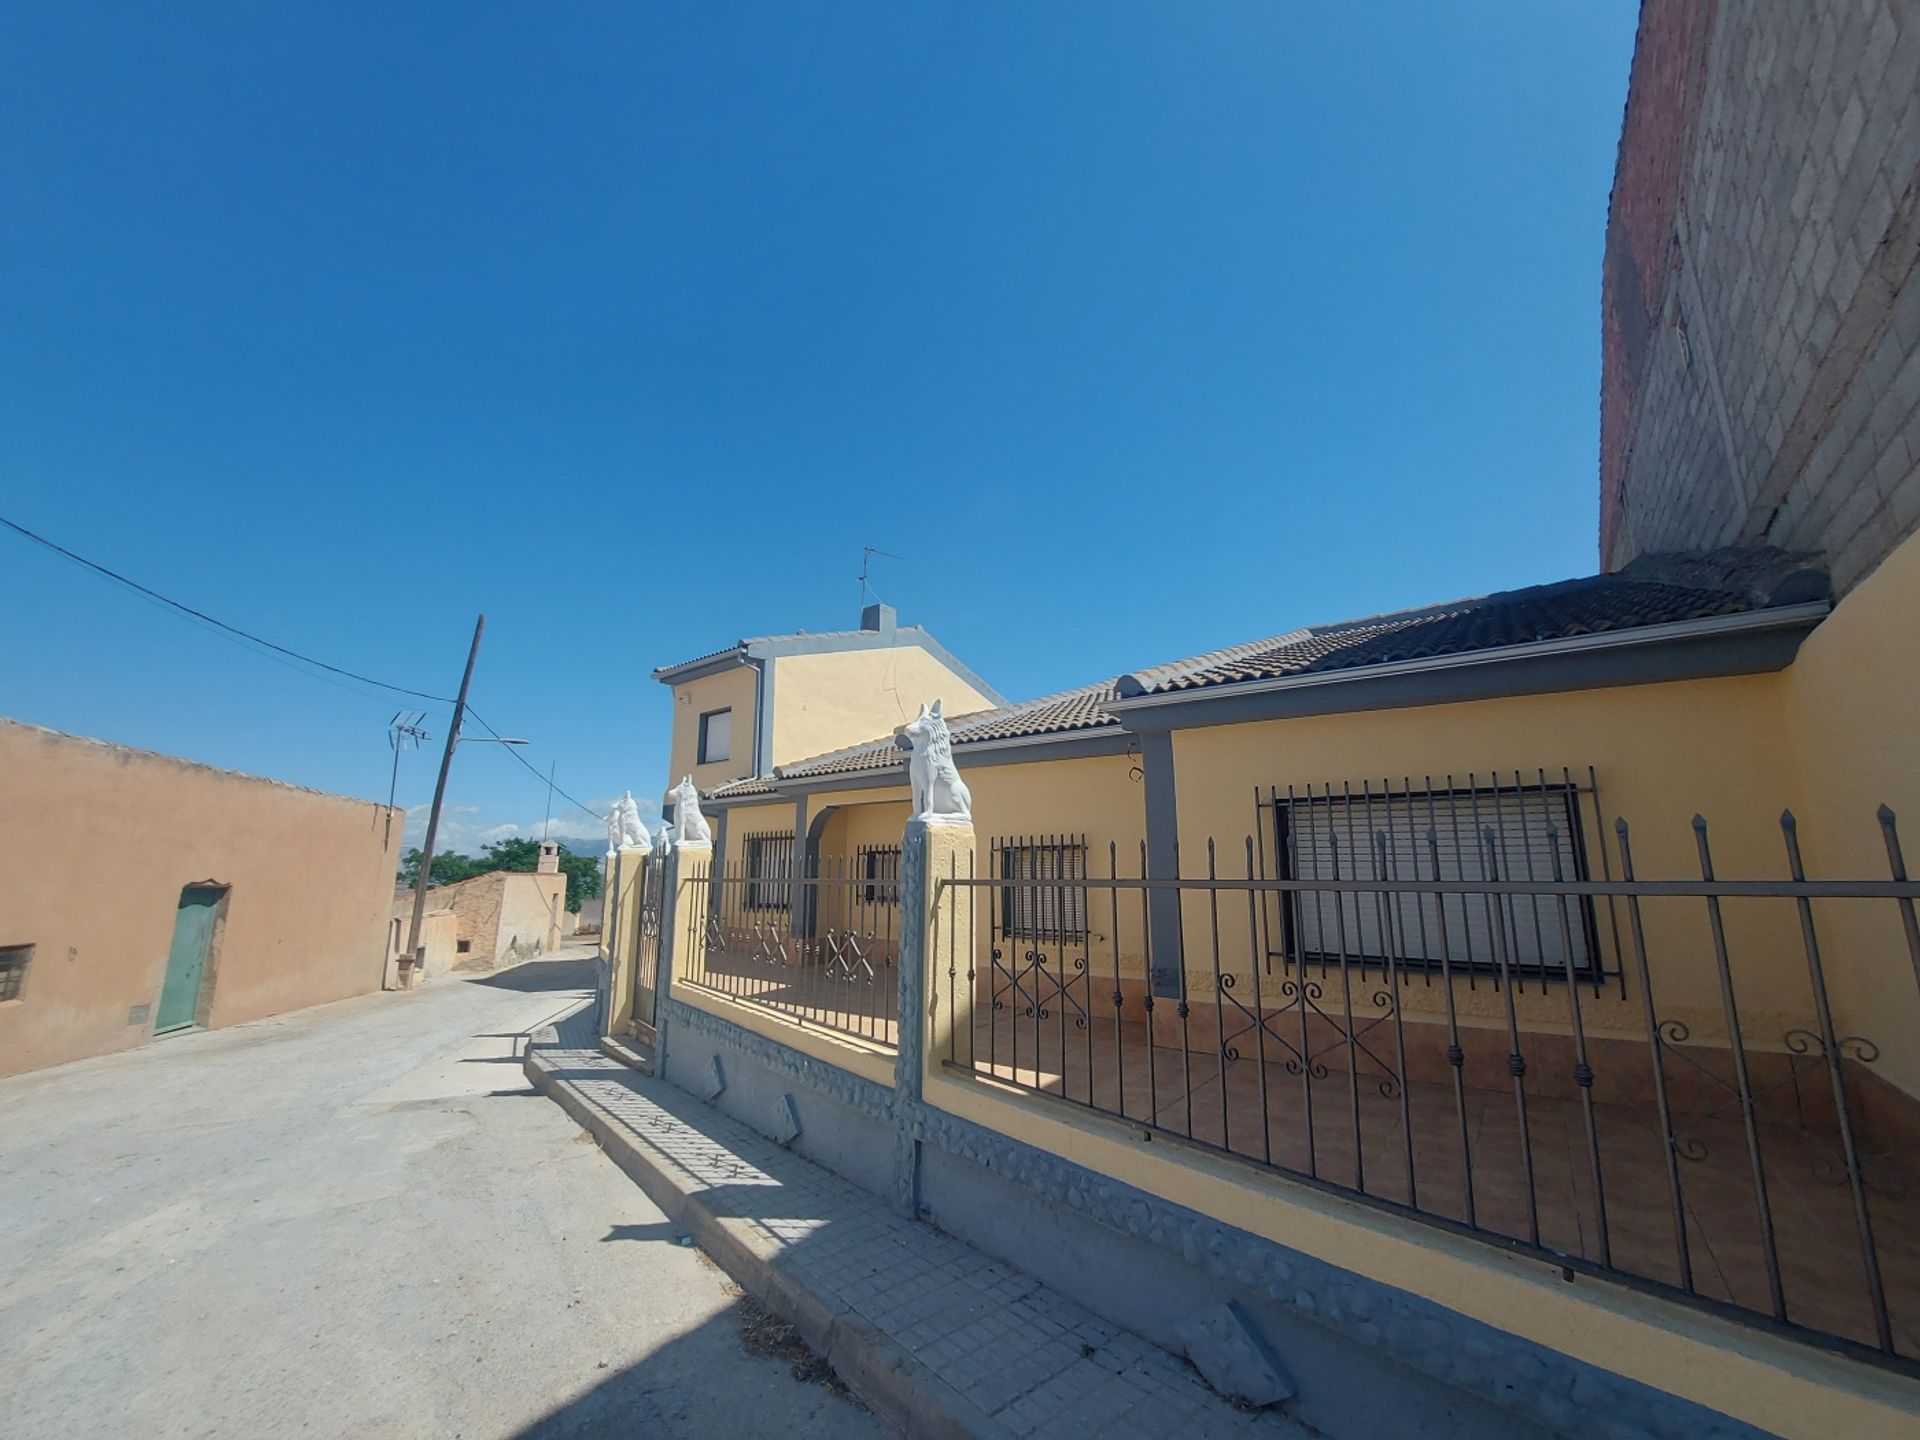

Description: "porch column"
1137 725 1184 997
788 795 811 941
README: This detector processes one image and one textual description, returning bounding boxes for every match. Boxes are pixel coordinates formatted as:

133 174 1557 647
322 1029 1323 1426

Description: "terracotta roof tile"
1118 548 1827 695
697 547 1827 798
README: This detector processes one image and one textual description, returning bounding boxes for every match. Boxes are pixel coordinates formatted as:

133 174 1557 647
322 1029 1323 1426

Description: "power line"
466 707 607 822
0 513 455 704
5 512 606 826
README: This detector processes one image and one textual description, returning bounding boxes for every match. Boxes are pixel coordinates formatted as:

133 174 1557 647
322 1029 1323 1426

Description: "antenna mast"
859 545 903 608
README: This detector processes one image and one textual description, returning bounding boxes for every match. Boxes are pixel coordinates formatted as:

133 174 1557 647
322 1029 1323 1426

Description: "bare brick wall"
1600 0 1920 592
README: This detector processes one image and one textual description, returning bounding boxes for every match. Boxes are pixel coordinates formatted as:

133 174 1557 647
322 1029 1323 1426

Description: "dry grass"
736 1294 861 1404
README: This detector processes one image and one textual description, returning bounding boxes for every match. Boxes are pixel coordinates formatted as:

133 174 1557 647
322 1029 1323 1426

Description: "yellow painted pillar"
604 847 648 1030
667 839 714 998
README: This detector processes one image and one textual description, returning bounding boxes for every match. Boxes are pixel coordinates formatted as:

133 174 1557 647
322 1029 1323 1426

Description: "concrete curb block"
525 1047 1005 1439
597 1035 652 1074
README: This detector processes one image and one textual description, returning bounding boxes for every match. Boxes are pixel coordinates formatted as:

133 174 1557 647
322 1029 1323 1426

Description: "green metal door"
156 886 222 1033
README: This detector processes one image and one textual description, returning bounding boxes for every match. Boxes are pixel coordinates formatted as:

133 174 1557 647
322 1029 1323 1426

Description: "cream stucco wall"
768 647 998 768
1165 670 1805 1054
0 719 400 1076
1160 537 1920 1096
401 869 567 970
1780 528 1920 1097
664 664 760 795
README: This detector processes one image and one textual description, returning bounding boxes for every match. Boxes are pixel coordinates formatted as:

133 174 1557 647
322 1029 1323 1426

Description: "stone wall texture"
1601 0 1920 592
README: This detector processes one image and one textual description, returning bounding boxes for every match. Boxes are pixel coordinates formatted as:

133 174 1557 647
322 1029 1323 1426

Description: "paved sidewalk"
528 1005 1310 1438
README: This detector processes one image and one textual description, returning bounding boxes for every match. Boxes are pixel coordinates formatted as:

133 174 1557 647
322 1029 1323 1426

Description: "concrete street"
0 948 886 1439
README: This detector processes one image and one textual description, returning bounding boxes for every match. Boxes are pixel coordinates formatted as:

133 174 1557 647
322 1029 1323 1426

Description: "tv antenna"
386 710 431 844
859 545 903 607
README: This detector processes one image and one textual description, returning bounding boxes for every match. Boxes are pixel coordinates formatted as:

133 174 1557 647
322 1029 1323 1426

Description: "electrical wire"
5 512 605 824
1 513 455 704
466 707 606 821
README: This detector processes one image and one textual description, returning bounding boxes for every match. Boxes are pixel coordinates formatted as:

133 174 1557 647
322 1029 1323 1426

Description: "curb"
524 1045 1007 1439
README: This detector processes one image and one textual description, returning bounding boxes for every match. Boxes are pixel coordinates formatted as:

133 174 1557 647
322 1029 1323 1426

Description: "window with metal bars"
859 845 902 905
0 944 30 1002
996 839 1089 940
1267 779 1599 978
744 832 794 910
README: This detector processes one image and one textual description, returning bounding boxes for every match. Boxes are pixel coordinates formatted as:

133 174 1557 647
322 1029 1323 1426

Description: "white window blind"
699 709 732 764
998 841 1089 940
1279 789 1593 975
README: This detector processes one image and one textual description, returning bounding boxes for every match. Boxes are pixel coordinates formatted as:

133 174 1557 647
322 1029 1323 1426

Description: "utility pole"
403 613 486 988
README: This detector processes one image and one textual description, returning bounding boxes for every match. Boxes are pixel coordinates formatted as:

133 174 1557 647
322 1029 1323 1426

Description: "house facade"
0 718 401 1076
602 6 1920 1435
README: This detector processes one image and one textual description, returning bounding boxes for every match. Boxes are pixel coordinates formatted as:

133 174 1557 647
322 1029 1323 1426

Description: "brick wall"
1600 0 1920 592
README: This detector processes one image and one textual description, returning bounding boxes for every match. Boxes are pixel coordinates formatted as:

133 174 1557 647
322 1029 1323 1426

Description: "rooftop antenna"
386 710 430 845
859 545 903 608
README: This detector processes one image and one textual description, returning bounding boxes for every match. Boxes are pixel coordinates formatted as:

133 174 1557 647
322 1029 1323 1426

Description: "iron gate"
628 849 667 1041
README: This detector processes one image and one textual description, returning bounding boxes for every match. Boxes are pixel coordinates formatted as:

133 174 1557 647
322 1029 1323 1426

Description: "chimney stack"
537 839 561 874
861 602 897 635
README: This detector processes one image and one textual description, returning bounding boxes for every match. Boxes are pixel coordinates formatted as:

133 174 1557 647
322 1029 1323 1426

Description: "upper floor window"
698 708 732 764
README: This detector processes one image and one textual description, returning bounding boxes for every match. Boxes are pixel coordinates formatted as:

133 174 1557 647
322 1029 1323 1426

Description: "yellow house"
651 601 1003 805
654 535 1920 1403
622 6 1920 1426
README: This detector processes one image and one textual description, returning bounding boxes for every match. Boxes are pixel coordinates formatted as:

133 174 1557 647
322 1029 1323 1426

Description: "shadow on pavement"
469 958 598 993
509 1305 873 1440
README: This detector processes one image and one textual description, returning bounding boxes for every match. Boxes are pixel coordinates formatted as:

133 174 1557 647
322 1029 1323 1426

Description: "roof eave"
1107 603 1830 728
736 725 1136 799
652 648 751 685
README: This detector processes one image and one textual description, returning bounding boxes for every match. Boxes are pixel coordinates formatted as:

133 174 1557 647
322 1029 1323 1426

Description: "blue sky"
0 3 1638 853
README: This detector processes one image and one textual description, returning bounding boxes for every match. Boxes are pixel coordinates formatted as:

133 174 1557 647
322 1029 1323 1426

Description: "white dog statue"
668 776 713 846
899 700 972 824
610 791 651 851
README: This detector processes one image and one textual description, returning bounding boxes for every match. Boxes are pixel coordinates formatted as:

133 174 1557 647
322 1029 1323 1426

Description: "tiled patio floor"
958 1007 1920 1361
670 953 1920 1362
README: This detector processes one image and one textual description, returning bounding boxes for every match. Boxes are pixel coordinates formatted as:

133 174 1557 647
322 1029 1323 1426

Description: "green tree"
398 848 490 891
399 837 602 914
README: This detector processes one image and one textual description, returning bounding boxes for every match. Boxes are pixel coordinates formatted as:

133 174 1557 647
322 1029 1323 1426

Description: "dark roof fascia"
733 726 1136 801
1105 604 1828 732
654 627 1006 705
702 790 796 813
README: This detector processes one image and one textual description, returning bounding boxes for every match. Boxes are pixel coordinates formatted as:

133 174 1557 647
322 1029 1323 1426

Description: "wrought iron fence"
681 854 899 1046
938 802 1920 1371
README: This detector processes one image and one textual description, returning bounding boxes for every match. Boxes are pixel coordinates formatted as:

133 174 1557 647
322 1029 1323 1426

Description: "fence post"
595 848 618 1035
895 815 977 1217
603 847 633 1035
657 837 711 1075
